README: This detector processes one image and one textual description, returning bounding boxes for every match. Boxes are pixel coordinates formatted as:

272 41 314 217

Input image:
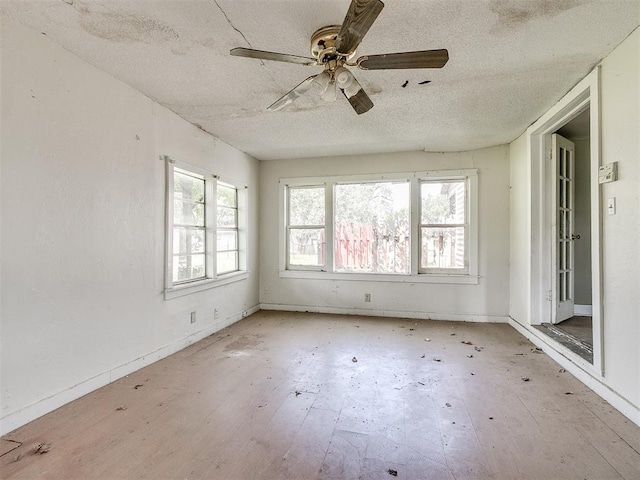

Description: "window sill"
165 271 249 300
278 270 479 285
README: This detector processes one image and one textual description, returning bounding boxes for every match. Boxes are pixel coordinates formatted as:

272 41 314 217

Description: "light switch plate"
607 197 616 215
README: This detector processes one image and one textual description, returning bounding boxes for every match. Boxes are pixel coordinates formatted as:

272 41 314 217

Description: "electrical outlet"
190 311 197 324
214 308 219 320
364 293 371 302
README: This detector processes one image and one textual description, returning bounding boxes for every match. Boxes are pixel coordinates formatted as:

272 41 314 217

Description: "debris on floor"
515 353 524 356
401 80 408 88
450 333 456 336
559 369 566 373
565 391 574 395
388 468 398 476
115 406 127 411
531 347 543 354
461 340 473 345
489 416 494 420
418 382 425 386
445 402 452 407
294 391 301 397
13 442 51 463
352 356 358 363
471 372 476 376
521 376 530 382
467 354 474 358
424 338 431 342
474 346 483 352
134 384 144 389
409 328 414 331
433 358 442 362
33 443 50 454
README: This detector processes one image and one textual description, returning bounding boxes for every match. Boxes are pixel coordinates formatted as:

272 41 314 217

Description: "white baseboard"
0 304 260 436
260 303 508 323
574 304 593 316
508 317 640 427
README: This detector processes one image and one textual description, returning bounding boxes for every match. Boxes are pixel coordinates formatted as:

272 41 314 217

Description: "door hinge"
546 290 552 302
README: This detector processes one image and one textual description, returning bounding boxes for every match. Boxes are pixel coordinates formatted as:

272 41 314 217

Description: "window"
165 157 247 298
286 186 326 269
172 168 207 283
217 182 239 274
420 179 468 273
334 181 410 274
281 170 477 284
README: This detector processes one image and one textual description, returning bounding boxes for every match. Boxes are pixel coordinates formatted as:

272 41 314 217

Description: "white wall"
598 28 639 408
508 134 530 325
571 138 592 305
509 29 639 413
260 147 510 322
0 19 260 434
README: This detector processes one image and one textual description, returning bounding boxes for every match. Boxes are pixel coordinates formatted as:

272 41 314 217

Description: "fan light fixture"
335 67 360 98
230 0 449 115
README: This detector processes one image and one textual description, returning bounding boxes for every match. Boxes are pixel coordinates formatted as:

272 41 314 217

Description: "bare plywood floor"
2 311 639 479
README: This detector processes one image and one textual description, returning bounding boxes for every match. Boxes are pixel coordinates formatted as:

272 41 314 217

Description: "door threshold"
534 323 593 363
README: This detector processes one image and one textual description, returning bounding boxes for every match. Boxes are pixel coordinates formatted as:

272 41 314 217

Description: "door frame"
527 68 603 375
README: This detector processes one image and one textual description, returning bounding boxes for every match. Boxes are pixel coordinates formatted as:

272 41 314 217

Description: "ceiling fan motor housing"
310 25 356 63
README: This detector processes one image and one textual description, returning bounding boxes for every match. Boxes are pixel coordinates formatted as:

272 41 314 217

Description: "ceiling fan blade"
335 0 384 55
357 49 449 70
230 47 317 66
267 75 317 111
340 74 373 115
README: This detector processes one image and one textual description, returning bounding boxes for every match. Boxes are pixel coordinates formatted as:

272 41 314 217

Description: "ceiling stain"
77 6 179 44
490 0 586 32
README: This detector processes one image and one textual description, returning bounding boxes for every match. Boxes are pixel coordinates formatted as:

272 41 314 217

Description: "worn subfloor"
535 316 594 363
555 316 593 346
2 311 639 480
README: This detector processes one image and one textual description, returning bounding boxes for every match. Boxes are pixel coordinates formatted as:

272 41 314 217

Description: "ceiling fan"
230 0 449 115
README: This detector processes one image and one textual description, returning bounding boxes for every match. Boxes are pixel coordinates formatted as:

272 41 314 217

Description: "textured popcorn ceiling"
2 0 638 160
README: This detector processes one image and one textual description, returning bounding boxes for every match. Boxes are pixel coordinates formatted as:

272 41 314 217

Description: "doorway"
535 110 594 362
526 68 602 373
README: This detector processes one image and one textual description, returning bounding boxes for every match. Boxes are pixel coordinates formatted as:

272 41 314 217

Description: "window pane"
334 182 410 274
173 253 206 282
217 206 237 228
173 227 205 255
174 171 204 202
420 227 465 269
174 200 205 227
217 231 237 251
421 181 465 224
289 187 325 226
289 228 325 266
217 184 237 208
217 251 238 274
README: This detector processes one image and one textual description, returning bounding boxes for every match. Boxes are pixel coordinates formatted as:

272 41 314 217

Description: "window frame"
285 184 328 272
418 176 471 275
279 169 478 284
165 157 248 300
216 181 240 275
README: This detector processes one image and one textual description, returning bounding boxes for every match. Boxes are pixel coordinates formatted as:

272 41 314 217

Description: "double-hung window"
281 169 477 283
419 178 468 273
172 167 208 283
286 186 326 269
216 182 239 274
165 157 247 298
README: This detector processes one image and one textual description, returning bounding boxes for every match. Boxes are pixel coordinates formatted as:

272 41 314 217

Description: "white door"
551 134 575 324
